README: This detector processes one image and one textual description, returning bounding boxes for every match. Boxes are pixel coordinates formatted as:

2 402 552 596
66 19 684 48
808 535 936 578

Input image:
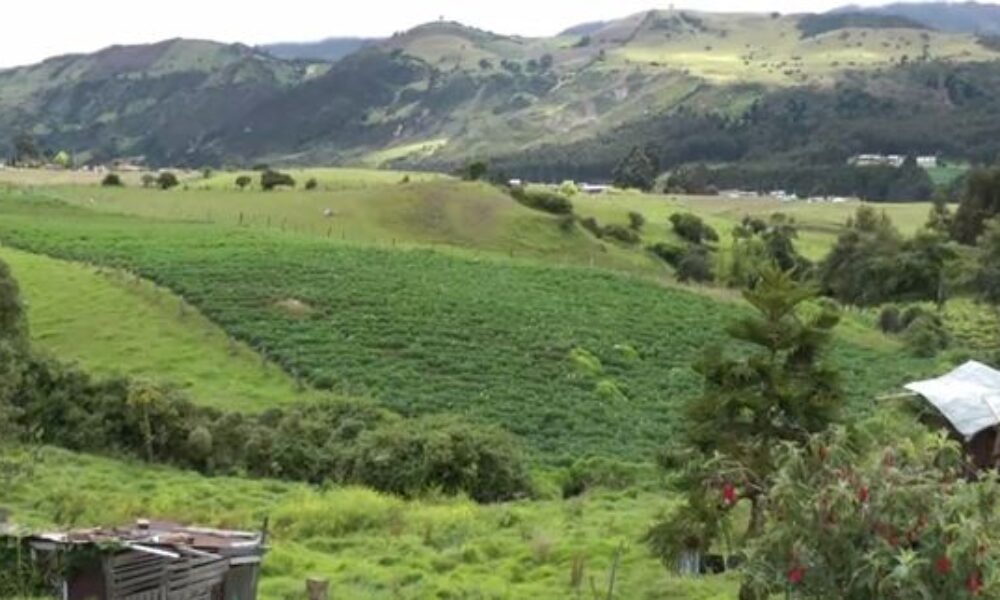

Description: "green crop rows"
0 194 935 462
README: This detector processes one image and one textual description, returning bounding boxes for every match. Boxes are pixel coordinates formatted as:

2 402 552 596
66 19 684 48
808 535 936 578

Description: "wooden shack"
906 360 1000 469
10 519 266 600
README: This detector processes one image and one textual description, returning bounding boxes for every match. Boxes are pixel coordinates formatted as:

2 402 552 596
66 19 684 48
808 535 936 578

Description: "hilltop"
3 10 1000 176
832 2 1000 35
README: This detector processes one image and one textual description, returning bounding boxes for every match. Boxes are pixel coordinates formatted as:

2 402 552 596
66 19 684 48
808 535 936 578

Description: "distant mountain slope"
3 11 1000 173
261 37 378 61
0 38 321 165
832 2 1000 35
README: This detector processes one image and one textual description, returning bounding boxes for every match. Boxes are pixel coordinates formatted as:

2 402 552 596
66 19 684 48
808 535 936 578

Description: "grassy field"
194 167 445 191
2 446 738 599
0 246 327 411
571 190 932 259
0 191 936 464
41 181 665 277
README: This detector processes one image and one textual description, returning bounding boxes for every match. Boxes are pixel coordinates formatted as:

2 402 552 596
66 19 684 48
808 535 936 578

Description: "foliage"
820 207 958 306
235 175 252 190
260 169 295 191
101 173 123 187
723 214 811 288
458 161 489 182
141 174 156 188
743 425 1000 599
304 177 318 191
6 355 532 501
647 242 686 267
341 416 533 502
649 268 844 562
974 217 1000 305
599 224 641 245
670 213 719 245
902 311 951 357
953 167 1000 244
675 245 715 283
627 211 645 232
509 188 574 215
156 172 179 190
612 147 658 192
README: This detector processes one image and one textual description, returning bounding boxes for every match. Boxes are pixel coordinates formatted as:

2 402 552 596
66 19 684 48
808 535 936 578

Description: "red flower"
934 555 951 575
857 486 869 504
721 483 737 506
967 572 983 595
787 565 805 585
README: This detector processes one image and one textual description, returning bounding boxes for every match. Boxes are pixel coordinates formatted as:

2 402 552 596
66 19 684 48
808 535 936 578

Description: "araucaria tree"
647 267 843 570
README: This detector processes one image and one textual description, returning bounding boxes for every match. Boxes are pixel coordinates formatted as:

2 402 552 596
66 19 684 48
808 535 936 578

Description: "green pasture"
194 167 444 190
0 246 326 411
0 192 935 463
2 446 738 599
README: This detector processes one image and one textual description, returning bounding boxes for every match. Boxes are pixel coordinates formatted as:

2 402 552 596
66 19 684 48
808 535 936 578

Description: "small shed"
906 360 1000 469
6 519 266 600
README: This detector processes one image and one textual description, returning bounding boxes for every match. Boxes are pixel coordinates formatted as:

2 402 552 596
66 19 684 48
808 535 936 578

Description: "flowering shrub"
742 427 1000 598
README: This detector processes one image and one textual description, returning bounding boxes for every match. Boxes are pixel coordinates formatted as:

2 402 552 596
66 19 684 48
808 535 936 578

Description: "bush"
670 213 718 245
561 457 654 498
579 217 602 237
509 188 573 215
261 169 296 191
676 246 715 283
235 175 252 190
101 173 123 187
156 172 179 190
878 305 903 333
341 415 533 502
305 178 318 191
600 224 641 245
647 242 686 267
903 313 950 357
628 211 645 231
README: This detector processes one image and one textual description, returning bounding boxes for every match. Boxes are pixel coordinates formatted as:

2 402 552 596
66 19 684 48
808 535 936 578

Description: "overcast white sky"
0 0 941 68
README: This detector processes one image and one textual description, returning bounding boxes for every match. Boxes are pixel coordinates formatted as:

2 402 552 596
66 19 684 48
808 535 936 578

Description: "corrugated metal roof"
906 361 1000 440
18 520 263 556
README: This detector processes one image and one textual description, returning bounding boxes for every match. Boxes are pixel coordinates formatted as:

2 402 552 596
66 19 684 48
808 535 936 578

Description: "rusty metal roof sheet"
20 520 263 556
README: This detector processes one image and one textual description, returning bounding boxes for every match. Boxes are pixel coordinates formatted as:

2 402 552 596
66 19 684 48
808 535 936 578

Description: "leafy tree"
261 169 295 191
953 167 1000 244
101 173 123 187
612 146 658 191
974 217 1000 306
156 172 180 190
304 177 319 191
141 174 157 188
51 150 71 169
669 212 718 245
11 133 39 164
648 267 843 567
235 175 252 190
459 161 489 182
724 214 810 288
675 245 715 283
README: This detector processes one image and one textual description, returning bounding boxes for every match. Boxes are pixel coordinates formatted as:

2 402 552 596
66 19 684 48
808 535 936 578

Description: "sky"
0 0 935 68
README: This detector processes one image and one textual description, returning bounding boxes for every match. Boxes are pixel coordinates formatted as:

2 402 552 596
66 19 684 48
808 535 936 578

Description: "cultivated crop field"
0 191 935 463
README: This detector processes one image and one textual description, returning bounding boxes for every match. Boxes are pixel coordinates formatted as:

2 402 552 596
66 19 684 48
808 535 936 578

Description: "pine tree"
647 267 843 570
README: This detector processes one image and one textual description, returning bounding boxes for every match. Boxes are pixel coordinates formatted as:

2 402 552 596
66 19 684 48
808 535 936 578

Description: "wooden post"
306 578 329 600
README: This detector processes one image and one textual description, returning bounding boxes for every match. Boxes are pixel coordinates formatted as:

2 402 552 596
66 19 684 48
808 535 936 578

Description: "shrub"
903 313 950 357
676 246 715 283
340 415 533 502
101 173 123 187
670 213 718 245
305 178 318 191
600 224 641 245
628 211 645 231
561 457 654 498
141 174 157 188
878 305 903 333
235 175 252 190
261 169 296 191
647 242 686 267
579 217 602 237
156 172 179 190
509 188 573 215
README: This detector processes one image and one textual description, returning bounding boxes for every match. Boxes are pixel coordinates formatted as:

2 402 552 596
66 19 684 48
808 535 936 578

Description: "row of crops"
0 194 934 462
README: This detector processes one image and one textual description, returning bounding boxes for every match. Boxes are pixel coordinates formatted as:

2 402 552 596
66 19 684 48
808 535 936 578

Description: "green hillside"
0 190 934 462
4 11 1000 177
0 247 326 410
